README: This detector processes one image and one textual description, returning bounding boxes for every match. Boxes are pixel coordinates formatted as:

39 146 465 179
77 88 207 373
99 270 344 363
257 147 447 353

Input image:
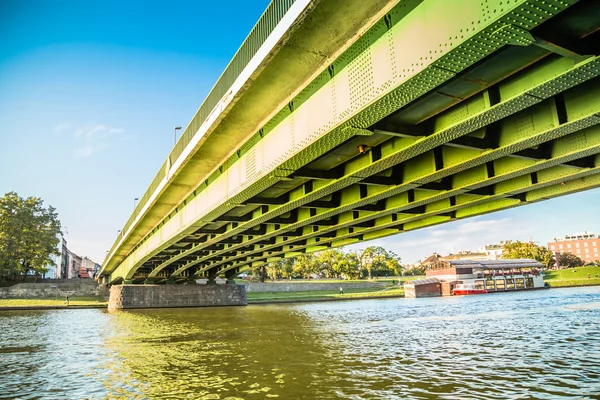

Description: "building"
403 277 442 298
81 257 101 279
47 232 63 279
441 251 488 261
419 253 442 269
547 232 600 264
59 239 69 279
67 251 82 279
404 259 545 298
479 240 512 260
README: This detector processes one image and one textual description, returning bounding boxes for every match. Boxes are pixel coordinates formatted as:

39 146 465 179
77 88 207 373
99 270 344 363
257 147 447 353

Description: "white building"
479 240 513 260
48 232 66 279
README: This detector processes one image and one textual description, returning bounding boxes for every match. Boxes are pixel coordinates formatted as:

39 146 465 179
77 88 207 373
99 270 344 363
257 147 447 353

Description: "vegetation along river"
1 287 599 399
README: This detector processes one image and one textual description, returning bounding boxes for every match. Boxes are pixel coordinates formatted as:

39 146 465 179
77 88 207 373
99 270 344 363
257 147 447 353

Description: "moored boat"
452 283 488 295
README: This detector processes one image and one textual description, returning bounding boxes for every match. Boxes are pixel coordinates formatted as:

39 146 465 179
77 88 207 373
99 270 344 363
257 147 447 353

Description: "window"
585 248 589 253
576 249 581 254
516 278 525 289
550 245 555 250
576 243 580 248
506 279 515 290
486 280 496 291
593 242 597 247
594 248 598 253
495 279 505 290
584 242 588 247
559 244 563 249
526 277 534 288
567 243 571 249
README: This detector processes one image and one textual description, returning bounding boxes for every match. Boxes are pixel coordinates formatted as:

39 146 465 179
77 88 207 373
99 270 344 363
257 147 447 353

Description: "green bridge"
100 0 600 286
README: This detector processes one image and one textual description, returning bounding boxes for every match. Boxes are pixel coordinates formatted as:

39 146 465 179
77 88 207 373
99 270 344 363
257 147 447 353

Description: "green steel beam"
189 128 600 276
108 0 595 283
223 169 600 275
146 59 600 279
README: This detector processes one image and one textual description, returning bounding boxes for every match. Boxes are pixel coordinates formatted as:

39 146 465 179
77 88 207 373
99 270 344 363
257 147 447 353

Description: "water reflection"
1 287 599 399
0 310 113 399
103 306 353 399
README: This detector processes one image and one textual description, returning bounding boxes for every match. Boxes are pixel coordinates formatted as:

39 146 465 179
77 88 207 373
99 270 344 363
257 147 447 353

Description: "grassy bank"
238 276 424 285
544 266 600 287
247 286 405 303
0 296 107 308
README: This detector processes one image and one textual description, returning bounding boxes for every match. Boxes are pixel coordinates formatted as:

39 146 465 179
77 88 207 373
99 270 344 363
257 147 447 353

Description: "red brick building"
547 232 600 264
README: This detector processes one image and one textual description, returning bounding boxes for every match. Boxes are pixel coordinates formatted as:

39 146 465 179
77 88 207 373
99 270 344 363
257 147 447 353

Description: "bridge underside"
104 0 600 284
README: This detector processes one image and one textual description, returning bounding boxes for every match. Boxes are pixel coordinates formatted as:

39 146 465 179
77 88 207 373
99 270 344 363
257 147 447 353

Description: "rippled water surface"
1 287 599 399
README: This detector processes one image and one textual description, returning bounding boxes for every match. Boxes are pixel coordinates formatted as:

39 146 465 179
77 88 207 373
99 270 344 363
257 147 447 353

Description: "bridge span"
100 0 600 286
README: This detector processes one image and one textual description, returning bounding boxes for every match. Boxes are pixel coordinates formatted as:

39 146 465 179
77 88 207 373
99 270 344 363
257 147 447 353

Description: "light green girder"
106 0 600 283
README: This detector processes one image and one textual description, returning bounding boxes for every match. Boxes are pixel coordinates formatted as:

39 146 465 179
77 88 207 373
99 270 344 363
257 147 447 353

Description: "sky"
1 0 599 265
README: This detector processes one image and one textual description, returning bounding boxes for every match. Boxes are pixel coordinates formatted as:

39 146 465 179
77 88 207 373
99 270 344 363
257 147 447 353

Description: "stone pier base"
107 284 247 310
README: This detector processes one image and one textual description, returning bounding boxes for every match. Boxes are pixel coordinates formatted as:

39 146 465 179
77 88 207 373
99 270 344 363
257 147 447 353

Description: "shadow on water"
1 287 600 399
102 305 355 399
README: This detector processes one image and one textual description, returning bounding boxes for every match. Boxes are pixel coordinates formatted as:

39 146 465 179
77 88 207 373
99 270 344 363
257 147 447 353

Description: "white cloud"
53 121 71 133
72 124 126 158
348 216 537 265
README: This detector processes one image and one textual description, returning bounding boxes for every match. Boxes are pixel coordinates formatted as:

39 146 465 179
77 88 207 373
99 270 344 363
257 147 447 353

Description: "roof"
404 277 440 286
444 259 543 269
420 253 441 264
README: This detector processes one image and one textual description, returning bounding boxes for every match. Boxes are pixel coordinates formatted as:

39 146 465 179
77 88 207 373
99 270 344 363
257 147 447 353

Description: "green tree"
384 250 403 276
502 241 555 268
556 252 584 268
293 254 321 278
317 249 344 278
335 251 360 279
359 246 402 278
263 258 295 280
0 192 61 280
251 263 267 282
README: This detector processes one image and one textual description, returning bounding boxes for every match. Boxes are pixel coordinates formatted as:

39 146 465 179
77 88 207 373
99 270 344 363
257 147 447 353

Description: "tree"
263 258 295 280
556 252 584 268
251 263 267 282
359 246 402 278
292 254 321 279
384 250 403 276
0 192 61 280
502 241 555 268
335 251 361 279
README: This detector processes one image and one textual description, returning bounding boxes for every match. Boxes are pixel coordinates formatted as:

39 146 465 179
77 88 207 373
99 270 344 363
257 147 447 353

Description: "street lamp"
174 126 182 146
133 197 139 210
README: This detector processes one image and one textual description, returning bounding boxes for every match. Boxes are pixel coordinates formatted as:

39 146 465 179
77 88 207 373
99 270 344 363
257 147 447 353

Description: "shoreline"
1 282 599 311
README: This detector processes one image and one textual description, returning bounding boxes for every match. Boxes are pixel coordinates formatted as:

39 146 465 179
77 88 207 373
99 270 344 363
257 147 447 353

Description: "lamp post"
133 197 139 210
174 126 182 146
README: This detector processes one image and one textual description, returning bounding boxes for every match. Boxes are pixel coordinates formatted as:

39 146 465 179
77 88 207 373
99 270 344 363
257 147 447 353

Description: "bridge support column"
107 284 247 311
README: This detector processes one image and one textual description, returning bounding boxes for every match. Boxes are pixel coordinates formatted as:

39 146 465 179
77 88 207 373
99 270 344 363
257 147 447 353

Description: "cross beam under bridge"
100 0 600 284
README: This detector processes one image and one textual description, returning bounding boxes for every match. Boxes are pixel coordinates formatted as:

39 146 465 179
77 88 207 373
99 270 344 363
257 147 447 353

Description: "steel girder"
108 0 599 283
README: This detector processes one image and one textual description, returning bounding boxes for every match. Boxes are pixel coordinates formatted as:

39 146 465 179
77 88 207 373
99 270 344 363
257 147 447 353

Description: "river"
1 287 599 399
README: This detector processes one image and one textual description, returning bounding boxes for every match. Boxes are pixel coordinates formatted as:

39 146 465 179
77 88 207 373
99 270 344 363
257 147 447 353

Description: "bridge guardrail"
106 0 297 265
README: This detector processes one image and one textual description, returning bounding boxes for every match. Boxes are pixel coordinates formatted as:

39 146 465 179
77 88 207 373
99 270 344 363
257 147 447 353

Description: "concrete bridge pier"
107 283 247 311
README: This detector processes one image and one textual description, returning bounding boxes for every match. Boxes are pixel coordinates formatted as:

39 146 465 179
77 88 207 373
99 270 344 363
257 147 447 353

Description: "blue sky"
1 0 598 265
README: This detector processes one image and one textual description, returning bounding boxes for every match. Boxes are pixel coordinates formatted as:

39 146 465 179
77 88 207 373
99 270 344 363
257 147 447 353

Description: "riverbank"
2 269 600 310
543 265 600 287
0 296 108 310
0 287 405 310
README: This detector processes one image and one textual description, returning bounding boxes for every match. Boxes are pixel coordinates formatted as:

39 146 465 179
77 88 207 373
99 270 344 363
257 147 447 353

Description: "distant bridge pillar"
225 268 240 285
107 284 247 310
